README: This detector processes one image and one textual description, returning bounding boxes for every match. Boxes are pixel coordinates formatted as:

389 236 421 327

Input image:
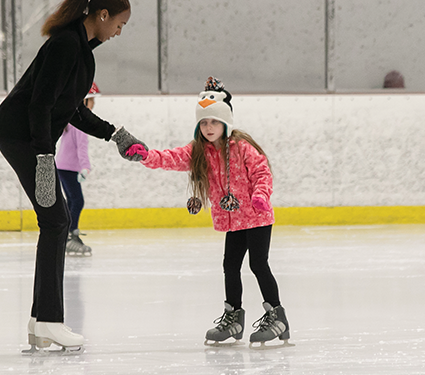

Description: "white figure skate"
22 319 84 356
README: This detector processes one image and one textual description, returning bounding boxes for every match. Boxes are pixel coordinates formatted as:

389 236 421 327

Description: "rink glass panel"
334 0 425 91
20 0 159 95
16 0 425 94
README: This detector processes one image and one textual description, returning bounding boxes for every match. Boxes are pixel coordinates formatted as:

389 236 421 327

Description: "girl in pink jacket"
127 77 292 348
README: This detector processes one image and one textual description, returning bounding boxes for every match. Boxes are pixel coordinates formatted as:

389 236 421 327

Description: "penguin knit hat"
194 77 233 139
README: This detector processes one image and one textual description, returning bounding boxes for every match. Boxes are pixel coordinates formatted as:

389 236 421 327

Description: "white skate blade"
40 346 84 356
204 339 244 347
22 345 84 356
249 339 295 350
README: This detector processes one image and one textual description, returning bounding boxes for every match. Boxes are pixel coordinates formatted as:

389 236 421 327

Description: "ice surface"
0 225 424 374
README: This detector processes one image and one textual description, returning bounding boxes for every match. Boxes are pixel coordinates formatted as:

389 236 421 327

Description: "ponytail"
41 0 87 36
41 0 131 37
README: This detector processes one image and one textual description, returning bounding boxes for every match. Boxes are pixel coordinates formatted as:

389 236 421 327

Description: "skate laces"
68 231 86 245
252 310 277 332
72 235 84 244
213 310 237 332
67 233 88 251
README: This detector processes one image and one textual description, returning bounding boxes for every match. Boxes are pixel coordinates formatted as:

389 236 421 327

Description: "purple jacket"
56 124 91 172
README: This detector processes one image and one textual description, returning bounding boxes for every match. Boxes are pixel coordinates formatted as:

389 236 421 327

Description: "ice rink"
0 224 424 374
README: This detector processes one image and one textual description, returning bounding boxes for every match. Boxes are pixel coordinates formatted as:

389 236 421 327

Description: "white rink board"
1 94 425 210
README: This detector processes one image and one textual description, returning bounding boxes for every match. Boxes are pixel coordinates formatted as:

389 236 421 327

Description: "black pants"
0 138 70 322
58 170 84 232
224 225 280 310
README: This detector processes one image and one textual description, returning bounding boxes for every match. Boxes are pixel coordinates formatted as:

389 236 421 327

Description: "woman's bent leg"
0 139 70 322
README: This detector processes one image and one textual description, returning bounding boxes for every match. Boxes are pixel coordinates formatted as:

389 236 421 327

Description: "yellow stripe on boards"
79 208 213 229
1 206 425 231
0 210 21 231
273 206 425 225
22 210 37 231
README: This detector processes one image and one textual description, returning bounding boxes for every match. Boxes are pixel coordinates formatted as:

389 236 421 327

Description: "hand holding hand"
125 144 148 160
35 154 56 207
252 196 272 212
111 126 149 162
77 168 90 183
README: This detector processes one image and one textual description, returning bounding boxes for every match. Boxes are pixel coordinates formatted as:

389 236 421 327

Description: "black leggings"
0 138 70 322
58 170 84 232
223 225 280 310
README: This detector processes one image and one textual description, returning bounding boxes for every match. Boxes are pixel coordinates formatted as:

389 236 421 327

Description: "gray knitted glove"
111 126 149 162
35 154 56 208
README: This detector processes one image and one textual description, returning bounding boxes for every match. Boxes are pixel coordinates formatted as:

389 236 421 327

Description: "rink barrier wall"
3 93 425 223
1 206 425 231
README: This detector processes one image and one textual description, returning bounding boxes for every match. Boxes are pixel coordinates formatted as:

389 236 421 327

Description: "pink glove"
252 196 272 212
125 144 148 160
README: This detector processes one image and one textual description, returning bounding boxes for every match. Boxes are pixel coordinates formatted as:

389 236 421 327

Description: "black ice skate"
204 302 245 347
66 229 92 257
249 302 294 350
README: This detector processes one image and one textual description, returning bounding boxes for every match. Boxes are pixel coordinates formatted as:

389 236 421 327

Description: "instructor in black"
0 0 146 352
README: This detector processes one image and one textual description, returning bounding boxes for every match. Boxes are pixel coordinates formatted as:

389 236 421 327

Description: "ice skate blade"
66 251 92 257
249 339 295 350
21 345 38 355
22 345 84 356
204 339 244 347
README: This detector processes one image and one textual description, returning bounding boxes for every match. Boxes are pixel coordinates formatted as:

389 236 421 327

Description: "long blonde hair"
189 128 271 207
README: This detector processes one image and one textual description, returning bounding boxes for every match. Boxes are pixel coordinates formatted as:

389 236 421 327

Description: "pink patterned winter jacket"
141 140 275 232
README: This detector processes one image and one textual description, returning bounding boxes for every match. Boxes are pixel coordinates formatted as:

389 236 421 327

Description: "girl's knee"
249 260 271 276
223 257 243 275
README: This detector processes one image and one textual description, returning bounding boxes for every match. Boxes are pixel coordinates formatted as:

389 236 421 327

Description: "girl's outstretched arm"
127 143 192 172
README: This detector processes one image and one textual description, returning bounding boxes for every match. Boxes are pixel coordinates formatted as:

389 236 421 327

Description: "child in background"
56 82 101 257
126 77 293 348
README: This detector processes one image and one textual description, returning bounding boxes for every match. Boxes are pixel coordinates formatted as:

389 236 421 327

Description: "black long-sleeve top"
0 18 115 155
